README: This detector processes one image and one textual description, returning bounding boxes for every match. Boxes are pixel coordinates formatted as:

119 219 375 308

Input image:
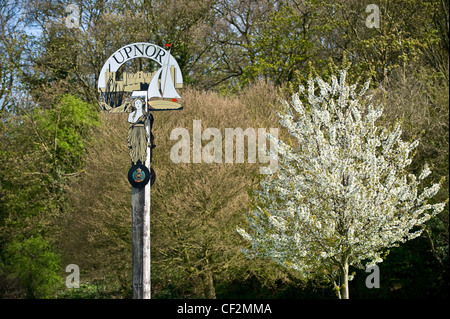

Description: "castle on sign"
101 67 182 93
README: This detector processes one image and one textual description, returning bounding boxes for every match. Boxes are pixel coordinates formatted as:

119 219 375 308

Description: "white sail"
161 66 181 99
147 68 163 99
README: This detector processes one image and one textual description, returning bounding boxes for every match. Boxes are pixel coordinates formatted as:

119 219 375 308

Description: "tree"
57 111 132 298
313 0 448 85
241 3 316 86
2 235 62 298
237 70 447 299
189 0 279 90
150 84 282 298
376 66 449 292
0 0 28 114
0 91 99 297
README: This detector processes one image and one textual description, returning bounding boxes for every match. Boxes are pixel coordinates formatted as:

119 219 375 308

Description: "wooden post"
131 179 151 299
143 103 151 298
131 186 144 299
131 95 152 299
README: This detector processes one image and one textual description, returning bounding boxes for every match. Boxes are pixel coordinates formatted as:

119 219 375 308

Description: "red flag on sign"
164 43 172 48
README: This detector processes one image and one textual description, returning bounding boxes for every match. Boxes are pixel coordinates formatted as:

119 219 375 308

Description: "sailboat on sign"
147 46 182 110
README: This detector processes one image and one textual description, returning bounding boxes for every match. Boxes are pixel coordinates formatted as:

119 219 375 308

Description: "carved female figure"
127 98 149 165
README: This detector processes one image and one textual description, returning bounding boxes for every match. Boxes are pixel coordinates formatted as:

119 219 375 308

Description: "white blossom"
237 70 446 298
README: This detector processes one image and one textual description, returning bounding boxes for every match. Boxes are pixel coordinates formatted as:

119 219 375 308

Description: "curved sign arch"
97 42 183 91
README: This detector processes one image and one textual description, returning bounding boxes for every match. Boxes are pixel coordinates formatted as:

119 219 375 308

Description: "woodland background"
0 0 448 299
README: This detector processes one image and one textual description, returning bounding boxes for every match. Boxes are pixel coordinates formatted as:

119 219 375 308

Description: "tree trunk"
202 270 216 299
340 262 349 299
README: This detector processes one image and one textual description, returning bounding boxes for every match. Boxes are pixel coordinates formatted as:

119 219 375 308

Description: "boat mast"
161 44 172 97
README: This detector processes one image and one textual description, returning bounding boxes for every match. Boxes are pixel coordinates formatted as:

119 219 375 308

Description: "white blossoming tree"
237 70 446 299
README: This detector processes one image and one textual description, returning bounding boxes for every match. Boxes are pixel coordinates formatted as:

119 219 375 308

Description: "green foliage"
241 0 448 89
0 1 28 113
2 235 63 298
58 282 131 299
241 4 317 86
0 94 99 298
33 94 99 175
56 112 132 298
